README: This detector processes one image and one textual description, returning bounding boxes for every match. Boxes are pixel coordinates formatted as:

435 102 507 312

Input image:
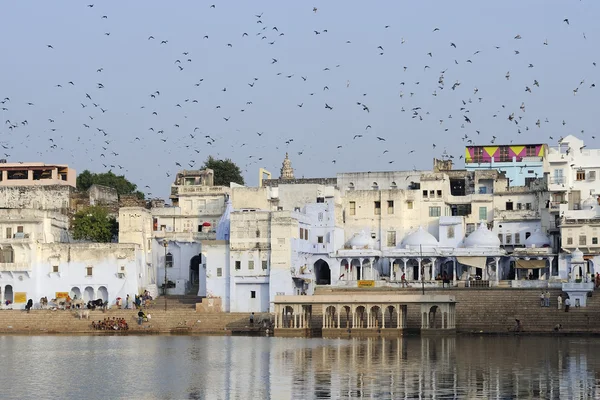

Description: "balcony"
153 231 216 241
495 209 540 221
171 186 228 196
549 177 566 185
0 262 31 272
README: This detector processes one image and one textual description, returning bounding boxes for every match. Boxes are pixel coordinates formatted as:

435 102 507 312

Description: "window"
250 291 256 299
429 206 441 217
437 190 442 198
348 182 355 190
479 186 487 194
517 203 522 210
387 231 396 247
262 261 268 270
567 237 573 245
86 267 93 276
593 237 598 245
498 234 503 243
278 238 285 245
579 236 586 246
390 181 397 189
304 229 308 240
429 190 435 198
317 236 323 244
448 226 455 239
277 206 283 211
577 170 586 181
473 146 484 162
198 225 203 232
235 261 241 270
299 227 304 238
349 201 356 216
407 201 414 210
515 233 520 244
52 265 59 273
505 233 512 244
423 190 428 198
505 202 513 211
374 201 381 215
589 171 597 181
248 261 254 270
372 182 379 190
5 227 11 239
17 226 23 233
371 232 376 239
387 200 394 214
466 223 475 235
256 230 261 238
479 207 487 221
525 145 536 157
216 267 222 277
525 232 531 239
499 146 510 162
316 197 325 203
526 203 532 210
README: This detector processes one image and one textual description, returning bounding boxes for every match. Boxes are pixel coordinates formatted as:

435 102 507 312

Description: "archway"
283 306 294 328
4 285 13 303
70 287 82 300
314 259 331 285
83 286 94 302
189 254 201 294
429 305 442 329
98 286 108 302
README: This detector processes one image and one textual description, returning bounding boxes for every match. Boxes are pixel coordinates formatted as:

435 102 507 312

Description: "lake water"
0 335 598 399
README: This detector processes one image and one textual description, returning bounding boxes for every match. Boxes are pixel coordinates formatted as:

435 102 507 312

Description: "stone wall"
89 184 118 206
0 185 73 212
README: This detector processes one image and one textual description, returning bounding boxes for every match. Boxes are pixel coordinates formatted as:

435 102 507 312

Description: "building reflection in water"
272 336 600 399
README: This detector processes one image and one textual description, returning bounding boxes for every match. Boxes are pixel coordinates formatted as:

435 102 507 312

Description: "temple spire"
280 152 295 179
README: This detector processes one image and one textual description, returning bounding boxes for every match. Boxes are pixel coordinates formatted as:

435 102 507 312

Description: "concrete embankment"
2 288 600 335
315 287 600 334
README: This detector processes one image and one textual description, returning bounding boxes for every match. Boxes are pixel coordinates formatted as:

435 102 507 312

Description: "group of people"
91 317 129 331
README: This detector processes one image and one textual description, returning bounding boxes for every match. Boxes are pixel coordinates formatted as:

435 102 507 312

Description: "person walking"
545 291 551 307
564 297 571 312
557 294 563 310
539 291 545 307
249 312 255 325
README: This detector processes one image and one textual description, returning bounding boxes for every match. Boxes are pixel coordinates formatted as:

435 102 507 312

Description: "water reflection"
0 335 598 399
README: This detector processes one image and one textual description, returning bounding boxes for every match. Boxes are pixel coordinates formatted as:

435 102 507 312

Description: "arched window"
348 182 355 191
165 252 173 268
390 181 397 189
372 182 379 190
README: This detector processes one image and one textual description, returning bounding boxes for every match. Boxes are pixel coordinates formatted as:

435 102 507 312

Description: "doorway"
314 259 331 285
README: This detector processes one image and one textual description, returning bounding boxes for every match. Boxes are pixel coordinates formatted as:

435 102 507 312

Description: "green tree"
72 206 118 243
201 156 245 186
76 170 144 199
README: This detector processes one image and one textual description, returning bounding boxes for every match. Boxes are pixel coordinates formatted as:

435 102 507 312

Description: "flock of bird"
0 3 597 198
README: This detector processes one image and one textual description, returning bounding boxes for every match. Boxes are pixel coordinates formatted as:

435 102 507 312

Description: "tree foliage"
72 206 118 243
76 170 144 199
201 156 245 186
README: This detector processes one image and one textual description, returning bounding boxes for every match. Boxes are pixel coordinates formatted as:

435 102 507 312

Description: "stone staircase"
0 308 252 335
314 286 600 333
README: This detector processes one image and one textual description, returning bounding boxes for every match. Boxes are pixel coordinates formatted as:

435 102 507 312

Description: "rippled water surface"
0 335 599 399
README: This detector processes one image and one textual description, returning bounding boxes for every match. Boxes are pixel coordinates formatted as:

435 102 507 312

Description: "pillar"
514 259 518 281
549 256 555 277
417 259 422 281
322 308 326 329
274 304 279 328
337 307 341 328
452 259 457 282
402 259 408 280
494 257 500 284
370 258 374 280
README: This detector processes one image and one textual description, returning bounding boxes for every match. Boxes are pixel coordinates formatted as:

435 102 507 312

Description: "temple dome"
399 226 438 249
463 222 500 248
524 229 551 248
582 196 597 210
346 230 375 249
571 248 584 263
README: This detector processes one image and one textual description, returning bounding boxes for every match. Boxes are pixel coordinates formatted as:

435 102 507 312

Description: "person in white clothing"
557 294 563 310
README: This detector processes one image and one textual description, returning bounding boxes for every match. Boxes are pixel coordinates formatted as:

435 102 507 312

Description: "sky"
0 1 598 200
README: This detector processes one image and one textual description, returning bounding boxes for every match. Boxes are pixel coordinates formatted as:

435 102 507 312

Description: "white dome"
571 248 584 263
524 229 551 248
464 223 500 248
399 226 439 249
582 196 597 210
346 230 375 249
